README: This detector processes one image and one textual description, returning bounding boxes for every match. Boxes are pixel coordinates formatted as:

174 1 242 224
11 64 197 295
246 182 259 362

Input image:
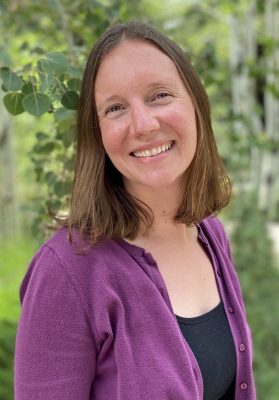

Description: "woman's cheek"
101 123 127 154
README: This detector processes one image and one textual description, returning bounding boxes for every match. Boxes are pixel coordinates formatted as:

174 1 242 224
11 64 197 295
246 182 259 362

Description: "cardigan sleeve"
14 245 97 400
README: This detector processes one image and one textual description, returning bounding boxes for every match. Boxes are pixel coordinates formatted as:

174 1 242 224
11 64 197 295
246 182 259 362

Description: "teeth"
133 142 172 158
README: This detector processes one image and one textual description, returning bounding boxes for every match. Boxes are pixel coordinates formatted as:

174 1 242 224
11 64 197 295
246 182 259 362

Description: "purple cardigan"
14 217 256 399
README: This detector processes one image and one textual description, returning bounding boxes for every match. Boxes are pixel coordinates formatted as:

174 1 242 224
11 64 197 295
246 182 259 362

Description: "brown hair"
67 21 231 243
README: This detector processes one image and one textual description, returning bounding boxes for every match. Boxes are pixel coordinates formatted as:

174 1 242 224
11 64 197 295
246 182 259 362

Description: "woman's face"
95 39 197 196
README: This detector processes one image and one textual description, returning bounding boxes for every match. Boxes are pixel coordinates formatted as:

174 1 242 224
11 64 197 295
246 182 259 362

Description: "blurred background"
0 0 279 398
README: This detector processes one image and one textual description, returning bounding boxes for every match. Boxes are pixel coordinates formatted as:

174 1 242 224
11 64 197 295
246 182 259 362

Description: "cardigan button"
240 382 248 390
228 306 234 313
200 236 208 244
239 343 246 352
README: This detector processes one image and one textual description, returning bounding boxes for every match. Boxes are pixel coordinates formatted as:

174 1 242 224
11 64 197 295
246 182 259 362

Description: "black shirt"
176 302 236 400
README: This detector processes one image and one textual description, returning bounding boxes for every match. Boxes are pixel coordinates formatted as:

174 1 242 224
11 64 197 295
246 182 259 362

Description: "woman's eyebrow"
146 80 184 95
146 80 175 89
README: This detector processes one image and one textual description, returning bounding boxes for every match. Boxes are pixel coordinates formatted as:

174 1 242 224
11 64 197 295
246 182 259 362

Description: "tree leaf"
39 52 69 74
56 127 75 148
3 92 24 115
67 78 81 91
32 140 57 154
1 83 8 92
22 93 51 116
67 65 83 78
39 73 56 92
46 198 62 211
21 81 35 95
54 107 75 121
36 132 49 141
0 67 23 91
61 91 79 110
44 171 57 186
53 180 72 197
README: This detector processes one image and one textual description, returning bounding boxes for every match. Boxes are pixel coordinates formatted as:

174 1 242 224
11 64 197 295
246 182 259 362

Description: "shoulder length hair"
66 21 231 243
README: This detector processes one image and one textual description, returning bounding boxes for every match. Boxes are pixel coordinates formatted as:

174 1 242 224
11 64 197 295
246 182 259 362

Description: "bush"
0 320 17 400
0 236 38 400
229 192 279 399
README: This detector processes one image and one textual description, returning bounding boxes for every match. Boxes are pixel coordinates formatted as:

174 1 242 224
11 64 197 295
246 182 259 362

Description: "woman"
14 22 256 399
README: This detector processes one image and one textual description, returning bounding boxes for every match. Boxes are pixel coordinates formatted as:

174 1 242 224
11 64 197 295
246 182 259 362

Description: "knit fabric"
14 216 256 399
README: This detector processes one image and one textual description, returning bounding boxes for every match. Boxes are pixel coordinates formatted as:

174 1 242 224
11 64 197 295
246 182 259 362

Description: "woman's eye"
153 92 170 100
105 104 124 115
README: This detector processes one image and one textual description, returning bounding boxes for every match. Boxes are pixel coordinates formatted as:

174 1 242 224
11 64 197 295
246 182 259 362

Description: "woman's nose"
129 103 160 136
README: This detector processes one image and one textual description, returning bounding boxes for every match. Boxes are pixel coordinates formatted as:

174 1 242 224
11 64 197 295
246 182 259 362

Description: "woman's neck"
125 183 196 245
127 179 182 221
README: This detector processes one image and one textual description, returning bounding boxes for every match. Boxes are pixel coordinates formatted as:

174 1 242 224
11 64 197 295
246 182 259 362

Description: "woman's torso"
127 225 221 318
126 225 236 399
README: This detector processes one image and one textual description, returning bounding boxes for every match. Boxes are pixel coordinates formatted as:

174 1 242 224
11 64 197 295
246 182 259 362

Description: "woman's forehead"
100 39 178 73
95 40 184 95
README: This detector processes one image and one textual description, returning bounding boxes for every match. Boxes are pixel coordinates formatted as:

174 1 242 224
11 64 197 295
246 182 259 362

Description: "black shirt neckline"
175 301 223 325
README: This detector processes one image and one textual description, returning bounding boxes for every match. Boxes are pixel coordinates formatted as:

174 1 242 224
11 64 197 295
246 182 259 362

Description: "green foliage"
22 92 51 116
0 238 38 321
0 320 17 400
61 90 79 109
1 0 279 397
0 51 80 117
0 0 145 234
0 50 80 228
3 92 25 115
0 67 22 91
229 192 279 399
0 237 38 400
3 0 278 230
39 51 69 74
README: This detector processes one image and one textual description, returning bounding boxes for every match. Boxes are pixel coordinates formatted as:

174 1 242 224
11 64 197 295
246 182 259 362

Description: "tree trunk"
229 0 263 191
258 0 279 218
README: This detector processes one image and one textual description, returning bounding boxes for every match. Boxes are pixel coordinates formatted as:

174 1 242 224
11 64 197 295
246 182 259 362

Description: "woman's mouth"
131 140 175 158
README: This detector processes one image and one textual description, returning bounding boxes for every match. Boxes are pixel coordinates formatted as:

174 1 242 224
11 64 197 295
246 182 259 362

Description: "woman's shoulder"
25 228 133 287
43 227 122 264
20 228 127 306
29 228 93 273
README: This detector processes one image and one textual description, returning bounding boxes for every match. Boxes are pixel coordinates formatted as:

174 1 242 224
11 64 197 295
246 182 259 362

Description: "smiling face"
95 39 197 197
